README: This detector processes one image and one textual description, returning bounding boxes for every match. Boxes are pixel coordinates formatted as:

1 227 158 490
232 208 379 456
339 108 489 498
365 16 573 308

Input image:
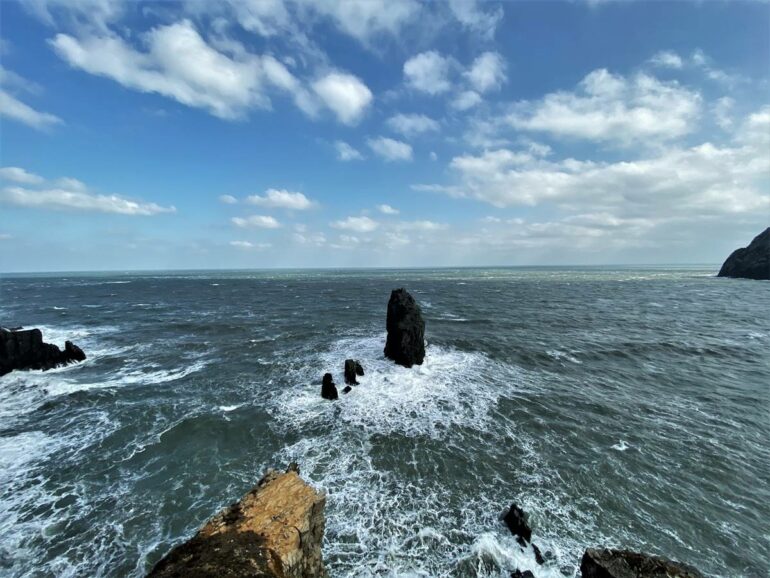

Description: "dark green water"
1 268 768 577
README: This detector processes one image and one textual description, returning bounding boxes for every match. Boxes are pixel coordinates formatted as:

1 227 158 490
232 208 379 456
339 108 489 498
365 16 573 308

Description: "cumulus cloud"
649 50 684 69
403 51 452 95
465 51 506 93
386 113 439 137
377 204 399 215
448 0 503 39
507 68 701 145
451 90 482 111
219 194 238 204
0 166 45 184
312 0 420 44
232 215 281 228
246 188 316 210
334 140 364 161
367 136 413 162
312 71 373 125
331 215 379 233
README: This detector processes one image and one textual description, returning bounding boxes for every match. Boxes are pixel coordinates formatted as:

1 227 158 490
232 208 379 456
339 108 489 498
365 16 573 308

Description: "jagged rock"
149 466 327 578
511 571 534 578
342 385 352 394
532 543 544 565
580 548 704 578
0 327 87 376
321 373 338 400
501 503 532 546
384 288 425 368
718 227 770 280
344 359 359 385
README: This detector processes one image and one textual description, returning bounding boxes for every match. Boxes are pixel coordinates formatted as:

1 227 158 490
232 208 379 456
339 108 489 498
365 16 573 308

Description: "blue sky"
0 0 768 272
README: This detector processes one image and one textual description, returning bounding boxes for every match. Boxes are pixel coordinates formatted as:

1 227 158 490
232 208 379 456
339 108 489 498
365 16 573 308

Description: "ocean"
0 267 768 578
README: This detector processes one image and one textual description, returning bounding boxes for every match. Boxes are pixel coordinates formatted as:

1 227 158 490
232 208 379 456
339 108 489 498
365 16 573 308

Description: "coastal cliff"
718 227 770 280
148 466 326 578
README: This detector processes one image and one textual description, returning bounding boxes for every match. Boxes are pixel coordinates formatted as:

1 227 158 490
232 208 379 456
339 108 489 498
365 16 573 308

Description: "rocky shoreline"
0 326 86 376
718 227 769 280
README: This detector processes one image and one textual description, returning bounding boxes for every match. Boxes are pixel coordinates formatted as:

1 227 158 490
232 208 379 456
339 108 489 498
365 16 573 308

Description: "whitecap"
218 404 241 412
611 440 630 451
546 349 582 364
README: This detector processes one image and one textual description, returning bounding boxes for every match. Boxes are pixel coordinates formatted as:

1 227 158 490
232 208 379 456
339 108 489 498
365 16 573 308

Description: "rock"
384 288 426 368
580 548 704 578
148 466 327 578
344 359 359 385
717 227 770 280
321 373 338 400
355 361 364 376
342 385 352 394
501 503 532 546
511 571 534 578
532 543 544 565
0 327 87 377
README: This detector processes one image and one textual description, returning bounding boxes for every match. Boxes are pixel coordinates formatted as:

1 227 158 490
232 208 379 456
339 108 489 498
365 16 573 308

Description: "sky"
0 0 768 272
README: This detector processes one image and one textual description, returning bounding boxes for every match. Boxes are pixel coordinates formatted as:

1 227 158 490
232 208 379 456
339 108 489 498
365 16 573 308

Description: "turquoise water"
1 267 768 577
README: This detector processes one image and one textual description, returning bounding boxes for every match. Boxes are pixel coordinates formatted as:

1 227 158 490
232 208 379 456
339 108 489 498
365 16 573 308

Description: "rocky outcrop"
148 466 327 578
384 288 425 368
501 503 532 546
580 549 703 578
344 359 359 385
718 227 770 280
0 327 86 376
321 373 338 400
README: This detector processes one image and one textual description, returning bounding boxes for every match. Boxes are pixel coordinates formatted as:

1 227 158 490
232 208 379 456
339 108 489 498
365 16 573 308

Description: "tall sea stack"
717 227 770 280
384 288 425 368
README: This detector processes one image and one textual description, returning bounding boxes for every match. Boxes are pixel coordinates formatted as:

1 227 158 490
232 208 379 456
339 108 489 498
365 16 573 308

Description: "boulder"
0 327 87 376
355 361 364 376
148 466 327 578
511 571 534 578
580 548 704 578
342 386 352 394
321 373 338 401
384 288 426 368
344 359 359 385
501 503 532 546
718 227 770 280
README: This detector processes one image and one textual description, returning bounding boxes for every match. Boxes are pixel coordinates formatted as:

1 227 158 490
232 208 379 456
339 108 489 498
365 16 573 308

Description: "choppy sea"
1 267 768 577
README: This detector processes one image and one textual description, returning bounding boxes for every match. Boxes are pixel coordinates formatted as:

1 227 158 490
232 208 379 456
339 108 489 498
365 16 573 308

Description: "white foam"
219 404 241 412
546 349 582 364
611 440 630 451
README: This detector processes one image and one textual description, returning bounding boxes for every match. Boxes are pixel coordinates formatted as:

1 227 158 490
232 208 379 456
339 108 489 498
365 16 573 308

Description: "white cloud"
367 136 413 162
334 140 364 161
713 97 734 130
429 151 438 161
246 188 315 210
219 194 238 204
312 71 373 125
312 0 420 44
232 215 281 228
377 204 399 215
448 0 503 39
508 69 701 145
0 166 45 184
24 0 125 32
386 113 439 137
451 90 482 111
230 240 271 249
0 89 62 130
396 220 448 231
293 230 327 246
465 51 506 93
403 51 452 95
649 50 683 69
331 215 379 233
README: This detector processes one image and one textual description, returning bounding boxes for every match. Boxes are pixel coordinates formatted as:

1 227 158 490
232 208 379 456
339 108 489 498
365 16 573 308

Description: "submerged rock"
718 227 770 280
148 466 327 578
384 288 426 368
580 548 704 578
0 327 87 376
342 385 352 394
501 503 532 546
321 373 338 400
344 359 359 385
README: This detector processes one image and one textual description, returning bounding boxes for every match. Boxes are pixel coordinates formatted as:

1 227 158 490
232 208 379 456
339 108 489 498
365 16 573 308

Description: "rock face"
384 288 425 368
148 467 327 578
0 327 86 376
580 549 704 578
321 373 338 400
501 503 532 546
718 227 770 280
344 359 359 385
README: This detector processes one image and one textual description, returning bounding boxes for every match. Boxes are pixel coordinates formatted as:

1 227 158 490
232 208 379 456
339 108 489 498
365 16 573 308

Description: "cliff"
717 227 770 280
148 466 327 578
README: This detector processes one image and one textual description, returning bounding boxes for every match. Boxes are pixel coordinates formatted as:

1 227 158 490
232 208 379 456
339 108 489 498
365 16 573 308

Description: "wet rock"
321 373 338 401
532 543 544 565
580 548 704 578
355 361 364 376
342 385 352 394
718 227 770 280
0 327 87 377
511 571 534 578
344 359 359 385
384 288 425 368
501 503 532 546
148 466 327 578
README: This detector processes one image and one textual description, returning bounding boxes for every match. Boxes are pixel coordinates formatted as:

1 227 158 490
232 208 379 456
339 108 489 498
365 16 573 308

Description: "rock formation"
718 227 770 280
510 571 534 578
344 359 358 385
501 503 532 546
384 288 425 368
580 548 704 578
321 373 338 400
148 466 327 578
342 385 352 394
0 327 86 376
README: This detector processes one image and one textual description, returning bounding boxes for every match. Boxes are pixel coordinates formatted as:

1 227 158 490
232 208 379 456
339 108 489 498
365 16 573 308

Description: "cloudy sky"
1 0 768 272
